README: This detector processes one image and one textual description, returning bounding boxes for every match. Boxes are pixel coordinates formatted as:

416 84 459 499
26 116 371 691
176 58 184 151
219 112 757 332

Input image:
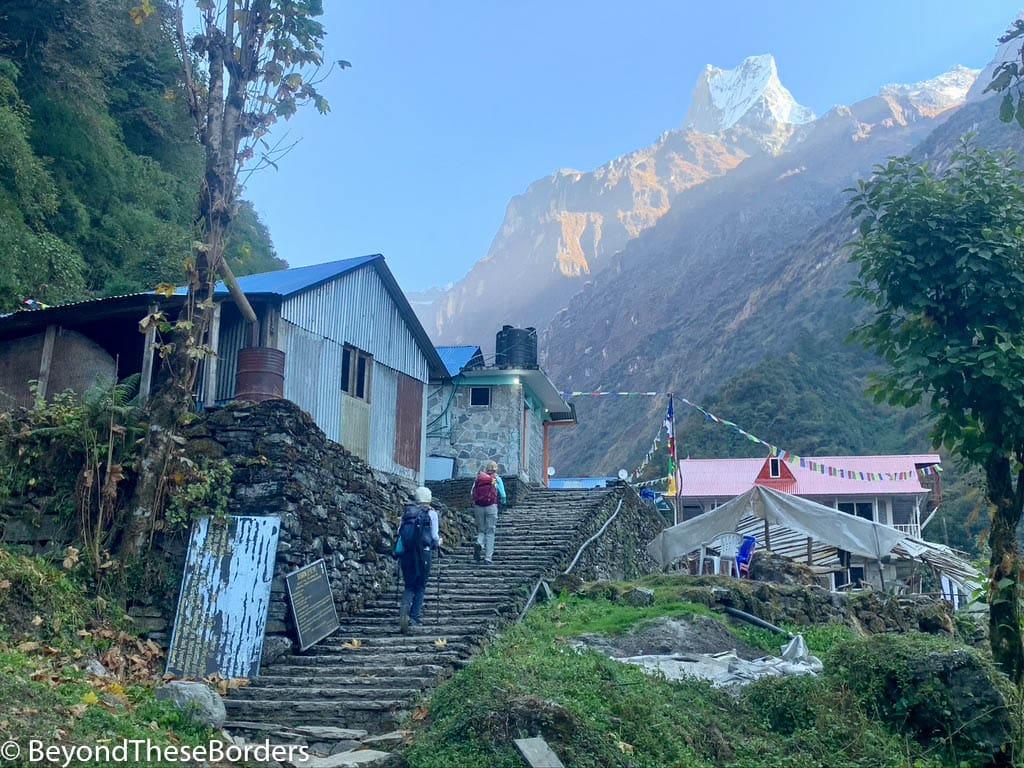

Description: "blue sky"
241 1 1020 293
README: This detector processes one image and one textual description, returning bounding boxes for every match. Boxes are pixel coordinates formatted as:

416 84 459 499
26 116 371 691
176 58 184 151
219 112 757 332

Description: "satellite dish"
617 469 628 481
547 466 556 477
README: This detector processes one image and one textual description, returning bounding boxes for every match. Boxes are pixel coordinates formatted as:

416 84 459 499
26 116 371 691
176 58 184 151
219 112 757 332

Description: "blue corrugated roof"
436 346 482 377
174 254 382 297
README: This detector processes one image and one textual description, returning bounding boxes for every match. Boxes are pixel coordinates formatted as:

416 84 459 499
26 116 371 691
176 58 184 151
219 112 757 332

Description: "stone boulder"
155 681 226 728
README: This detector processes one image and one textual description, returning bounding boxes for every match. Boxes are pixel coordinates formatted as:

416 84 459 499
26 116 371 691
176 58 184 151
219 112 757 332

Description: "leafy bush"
825 634 1016 766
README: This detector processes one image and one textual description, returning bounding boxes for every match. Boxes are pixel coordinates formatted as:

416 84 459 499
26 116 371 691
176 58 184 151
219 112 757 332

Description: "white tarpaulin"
647 485 909 567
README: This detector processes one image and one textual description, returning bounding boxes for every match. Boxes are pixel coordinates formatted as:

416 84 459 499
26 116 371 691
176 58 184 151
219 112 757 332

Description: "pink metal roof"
677 454 940 498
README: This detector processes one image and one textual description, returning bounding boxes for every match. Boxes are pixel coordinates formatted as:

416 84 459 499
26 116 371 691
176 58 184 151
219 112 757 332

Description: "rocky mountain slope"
544 71 1024 474
418 55 815 348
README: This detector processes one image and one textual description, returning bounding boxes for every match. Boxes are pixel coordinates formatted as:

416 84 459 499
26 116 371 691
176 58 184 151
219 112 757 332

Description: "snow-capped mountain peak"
683 53 815 138
881 65 978 116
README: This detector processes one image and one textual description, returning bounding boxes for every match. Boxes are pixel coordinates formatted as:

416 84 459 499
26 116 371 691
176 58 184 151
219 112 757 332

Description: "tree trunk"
985 453 1024 684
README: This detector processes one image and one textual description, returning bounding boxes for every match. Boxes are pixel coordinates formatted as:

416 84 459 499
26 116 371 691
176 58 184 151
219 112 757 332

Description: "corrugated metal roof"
173 254 381 298
678 454 941 497
436 345 482 377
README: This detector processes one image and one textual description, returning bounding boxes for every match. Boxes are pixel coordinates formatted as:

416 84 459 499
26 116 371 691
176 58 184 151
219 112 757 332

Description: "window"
838 501 873 521
341 346 373 401
469 386 491 407
769 458 781 478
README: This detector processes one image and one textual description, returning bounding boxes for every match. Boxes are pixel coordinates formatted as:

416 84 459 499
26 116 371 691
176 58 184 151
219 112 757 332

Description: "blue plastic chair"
736 535 757 578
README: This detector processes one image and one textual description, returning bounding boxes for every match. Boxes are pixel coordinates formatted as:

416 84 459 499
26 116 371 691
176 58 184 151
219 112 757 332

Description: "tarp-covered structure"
647 486 980 598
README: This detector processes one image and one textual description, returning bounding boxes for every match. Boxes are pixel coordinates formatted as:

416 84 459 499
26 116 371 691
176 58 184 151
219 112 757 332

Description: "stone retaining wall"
565 485 663 581
178 400 477 643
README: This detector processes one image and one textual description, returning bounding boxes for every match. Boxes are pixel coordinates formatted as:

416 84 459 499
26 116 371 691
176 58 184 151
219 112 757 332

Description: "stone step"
276 650 464 667
308 637 475 654
252 673 437 688
259 663 448 679
231 685 422 701
330 620 497 636
360 606 512 618
224 699 406 729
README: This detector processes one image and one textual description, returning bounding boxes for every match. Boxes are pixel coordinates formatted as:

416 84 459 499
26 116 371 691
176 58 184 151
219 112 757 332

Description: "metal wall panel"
281 319 343 442
216 317 249 402
368 363 398 472
165 515 280 679
281 267 429 383
342 395 371 460
394 372 423 472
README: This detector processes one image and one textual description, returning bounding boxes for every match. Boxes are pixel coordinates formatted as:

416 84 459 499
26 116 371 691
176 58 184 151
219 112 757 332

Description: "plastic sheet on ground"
612 634 823 688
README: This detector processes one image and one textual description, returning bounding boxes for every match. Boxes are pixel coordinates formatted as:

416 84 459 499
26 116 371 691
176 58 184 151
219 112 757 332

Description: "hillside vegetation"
0 0 283 312
403 576 1018 768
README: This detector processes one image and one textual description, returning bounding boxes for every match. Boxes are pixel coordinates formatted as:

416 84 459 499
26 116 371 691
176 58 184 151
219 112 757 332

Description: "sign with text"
285 559 340 651
166 515 280 679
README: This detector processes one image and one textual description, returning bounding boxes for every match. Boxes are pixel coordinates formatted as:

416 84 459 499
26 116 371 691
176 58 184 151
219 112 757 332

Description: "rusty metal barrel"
235 346 285 402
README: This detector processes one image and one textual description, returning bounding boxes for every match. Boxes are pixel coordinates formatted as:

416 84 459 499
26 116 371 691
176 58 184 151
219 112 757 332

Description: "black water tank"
494 325 538 368
494 325 514 367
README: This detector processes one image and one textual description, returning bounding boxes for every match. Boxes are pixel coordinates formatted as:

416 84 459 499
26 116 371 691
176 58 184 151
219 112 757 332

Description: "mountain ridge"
420 59 981 356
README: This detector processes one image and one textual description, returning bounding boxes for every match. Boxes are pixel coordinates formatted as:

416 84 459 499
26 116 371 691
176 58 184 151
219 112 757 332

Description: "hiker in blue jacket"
396 486 441 633
471 461 506 564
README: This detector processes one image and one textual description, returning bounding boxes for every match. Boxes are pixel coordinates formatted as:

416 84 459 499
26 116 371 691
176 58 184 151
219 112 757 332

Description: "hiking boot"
473 542 482 562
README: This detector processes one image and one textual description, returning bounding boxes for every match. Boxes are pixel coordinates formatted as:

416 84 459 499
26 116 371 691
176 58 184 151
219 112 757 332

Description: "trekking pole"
435 547 442 625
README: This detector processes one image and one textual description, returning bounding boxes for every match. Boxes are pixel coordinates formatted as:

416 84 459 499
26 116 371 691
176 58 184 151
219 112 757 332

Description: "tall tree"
124 0 341 551
847 140 1024 682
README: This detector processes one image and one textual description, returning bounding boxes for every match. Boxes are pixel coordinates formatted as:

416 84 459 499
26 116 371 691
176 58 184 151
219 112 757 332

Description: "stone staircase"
224 487 612 739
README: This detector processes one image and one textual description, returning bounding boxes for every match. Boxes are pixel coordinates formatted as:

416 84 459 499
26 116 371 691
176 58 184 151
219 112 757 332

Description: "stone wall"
560 484 663 581
426 382 546 483
177 400 472 644
669 578 957 636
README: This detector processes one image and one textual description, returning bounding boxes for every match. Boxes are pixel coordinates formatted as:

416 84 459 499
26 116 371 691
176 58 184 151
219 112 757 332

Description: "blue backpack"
394 504 433 564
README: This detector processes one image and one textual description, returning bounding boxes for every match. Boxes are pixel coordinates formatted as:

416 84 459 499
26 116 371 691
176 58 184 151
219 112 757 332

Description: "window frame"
837 500 874 521
469 386 491 407
769 458 781 478
341 345 373 402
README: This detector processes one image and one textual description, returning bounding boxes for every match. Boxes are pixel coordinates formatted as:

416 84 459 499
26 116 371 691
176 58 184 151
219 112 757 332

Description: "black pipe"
723 606 790 636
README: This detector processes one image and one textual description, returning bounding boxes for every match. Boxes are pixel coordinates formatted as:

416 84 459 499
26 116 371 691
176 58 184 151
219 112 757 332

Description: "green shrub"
825 634 1015 766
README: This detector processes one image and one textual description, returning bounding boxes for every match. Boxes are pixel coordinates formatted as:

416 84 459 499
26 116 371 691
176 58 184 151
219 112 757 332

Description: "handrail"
517 497 624 622
565 499 623 574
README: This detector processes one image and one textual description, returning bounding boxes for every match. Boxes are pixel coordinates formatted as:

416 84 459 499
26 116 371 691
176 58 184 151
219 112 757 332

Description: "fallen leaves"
433 638 448 648
340 638 363 650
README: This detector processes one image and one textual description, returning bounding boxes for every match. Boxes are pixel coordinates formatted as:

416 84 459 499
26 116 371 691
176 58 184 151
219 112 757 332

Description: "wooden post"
764 518 771 551
806 536 813 564
203 303 222 407
37 325 57 400
140 304 157 405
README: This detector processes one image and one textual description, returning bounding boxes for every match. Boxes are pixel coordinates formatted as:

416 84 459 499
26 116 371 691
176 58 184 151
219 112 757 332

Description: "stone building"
426 337 576 483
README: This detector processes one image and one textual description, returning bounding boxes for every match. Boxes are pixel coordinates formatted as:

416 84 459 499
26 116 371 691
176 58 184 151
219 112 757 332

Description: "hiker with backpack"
394 486 441 633
471 461 506 564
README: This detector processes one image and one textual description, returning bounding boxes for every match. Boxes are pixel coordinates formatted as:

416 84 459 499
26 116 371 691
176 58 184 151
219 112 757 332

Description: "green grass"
0 549 214 767
401 579 1001 768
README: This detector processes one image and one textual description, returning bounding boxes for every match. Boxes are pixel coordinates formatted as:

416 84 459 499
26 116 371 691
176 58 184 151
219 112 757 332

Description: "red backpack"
472 471 498 506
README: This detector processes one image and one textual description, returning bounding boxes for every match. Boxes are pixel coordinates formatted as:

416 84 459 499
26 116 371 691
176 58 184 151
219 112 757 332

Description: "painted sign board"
166 515 280 679
285 559 340 651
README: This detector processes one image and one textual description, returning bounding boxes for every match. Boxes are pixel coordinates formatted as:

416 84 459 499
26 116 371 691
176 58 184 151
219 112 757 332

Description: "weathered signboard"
285 559 340 651
166 515 280 679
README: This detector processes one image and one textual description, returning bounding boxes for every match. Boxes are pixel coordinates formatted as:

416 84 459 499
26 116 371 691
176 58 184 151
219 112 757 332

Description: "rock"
84 659 111 678
263 635 295 665
622 587 655 607
155 681 226 728
359 731 409 748
748 553 816 586
287 749 392 767
550 573 583 594
290 726 369 741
